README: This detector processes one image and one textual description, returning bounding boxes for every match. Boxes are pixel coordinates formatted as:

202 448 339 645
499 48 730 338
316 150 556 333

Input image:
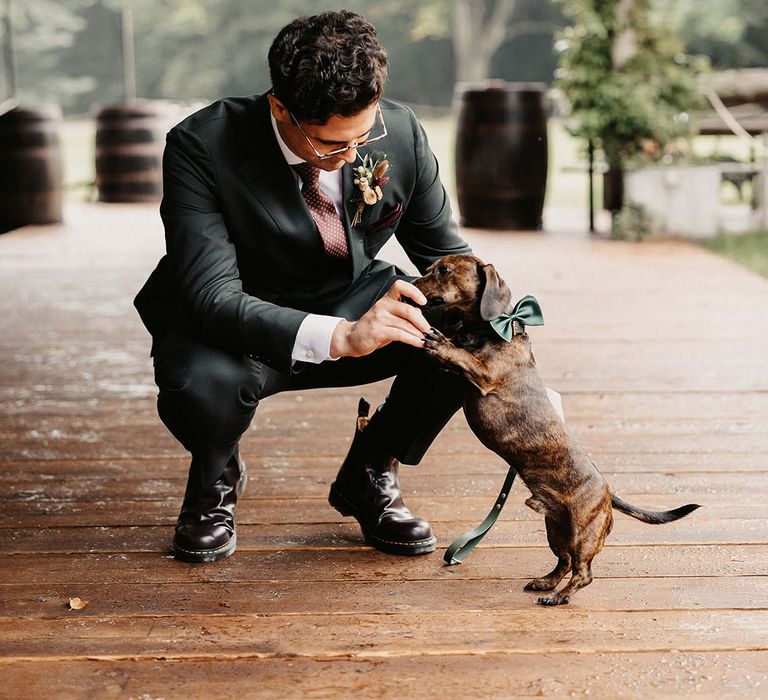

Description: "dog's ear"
479 264 512 321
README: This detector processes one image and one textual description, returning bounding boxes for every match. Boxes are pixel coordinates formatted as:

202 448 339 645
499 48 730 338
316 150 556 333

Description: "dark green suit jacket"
134 93 470 372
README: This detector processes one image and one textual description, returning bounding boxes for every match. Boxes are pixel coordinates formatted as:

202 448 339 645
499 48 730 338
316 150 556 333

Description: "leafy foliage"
611 201 653 240
4 0 564 114
554 0 704 167
4 0 97 107
5 0 760 117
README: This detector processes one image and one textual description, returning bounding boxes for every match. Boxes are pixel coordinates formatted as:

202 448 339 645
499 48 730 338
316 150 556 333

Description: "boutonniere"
350 153 390 227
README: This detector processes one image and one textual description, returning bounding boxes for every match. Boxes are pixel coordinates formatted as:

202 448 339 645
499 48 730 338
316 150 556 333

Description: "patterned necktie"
292 162 349 259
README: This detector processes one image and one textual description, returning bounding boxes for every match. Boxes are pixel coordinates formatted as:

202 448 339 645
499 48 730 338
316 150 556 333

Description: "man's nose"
339 146 358 164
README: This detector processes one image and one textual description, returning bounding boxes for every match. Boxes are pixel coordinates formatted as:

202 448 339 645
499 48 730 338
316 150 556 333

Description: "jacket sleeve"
394 108 472 273
160 125 307 371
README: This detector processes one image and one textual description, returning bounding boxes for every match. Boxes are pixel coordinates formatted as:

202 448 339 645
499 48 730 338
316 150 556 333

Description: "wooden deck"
1 202 767 698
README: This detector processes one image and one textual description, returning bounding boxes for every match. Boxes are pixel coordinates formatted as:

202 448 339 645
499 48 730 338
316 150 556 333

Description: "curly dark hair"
268 11 388 124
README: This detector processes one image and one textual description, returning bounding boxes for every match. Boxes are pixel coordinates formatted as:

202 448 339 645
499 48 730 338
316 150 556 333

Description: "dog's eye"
437 265 451 276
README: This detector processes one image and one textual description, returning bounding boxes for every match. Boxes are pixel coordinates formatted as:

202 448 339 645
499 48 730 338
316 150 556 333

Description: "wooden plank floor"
1 202 767 698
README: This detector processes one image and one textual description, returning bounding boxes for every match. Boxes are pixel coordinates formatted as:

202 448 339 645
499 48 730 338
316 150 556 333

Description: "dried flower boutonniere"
350 153 390 227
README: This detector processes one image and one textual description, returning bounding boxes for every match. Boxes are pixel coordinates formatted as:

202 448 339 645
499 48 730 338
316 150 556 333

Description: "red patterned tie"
293 162 349 259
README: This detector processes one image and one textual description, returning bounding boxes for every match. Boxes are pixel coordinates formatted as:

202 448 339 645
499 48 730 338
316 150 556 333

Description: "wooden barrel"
0 105 63 233
95 101 167 203
455 82 548 230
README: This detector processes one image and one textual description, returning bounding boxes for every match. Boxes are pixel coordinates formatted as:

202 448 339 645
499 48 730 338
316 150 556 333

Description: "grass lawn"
700 231 768 279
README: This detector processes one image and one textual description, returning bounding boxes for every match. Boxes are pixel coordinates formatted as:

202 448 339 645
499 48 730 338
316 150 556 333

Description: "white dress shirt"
270 113 345 364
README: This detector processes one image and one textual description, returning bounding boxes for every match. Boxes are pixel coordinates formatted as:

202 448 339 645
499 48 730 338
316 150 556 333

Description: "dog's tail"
611 494 701 524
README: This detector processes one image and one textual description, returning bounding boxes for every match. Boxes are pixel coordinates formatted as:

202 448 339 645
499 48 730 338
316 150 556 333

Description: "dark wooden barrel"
0 105 63 233
95 101 167 203
455 82 548 230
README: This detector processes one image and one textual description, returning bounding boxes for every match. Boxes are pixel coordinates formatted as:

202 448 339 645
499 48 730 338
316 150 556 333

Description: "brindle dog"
413 254 701 605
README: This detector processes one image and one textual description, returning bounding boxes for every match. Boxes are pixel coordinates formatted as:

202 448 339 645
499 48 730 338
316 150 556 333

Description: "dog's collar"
489 294 544 341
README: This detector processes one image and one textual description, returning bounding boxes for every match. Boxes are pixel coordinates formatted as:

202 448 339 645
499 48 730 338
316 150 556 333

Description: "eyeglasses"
289 104 387 161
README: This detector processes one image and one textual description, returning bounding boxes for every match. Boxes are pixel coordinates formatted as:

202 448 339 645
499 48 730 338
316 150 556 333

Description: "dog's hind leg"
525 514 571 591
537 557 594 606
537 509 610 605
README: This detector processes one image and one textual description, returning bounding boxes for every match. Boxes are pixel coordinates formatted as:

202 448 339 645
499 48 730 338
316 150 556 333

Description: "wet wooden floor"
1 202 767 698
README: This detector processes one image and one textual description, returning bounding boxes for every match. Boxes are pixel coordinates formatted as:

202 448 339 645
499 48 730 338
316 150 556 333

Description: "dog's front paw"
423 328 458 366
424 327 452 351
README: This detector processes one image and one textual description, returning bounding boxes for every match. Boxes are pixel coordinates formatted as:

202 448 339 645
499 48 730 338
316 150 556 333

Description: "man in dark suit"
134 10 472 563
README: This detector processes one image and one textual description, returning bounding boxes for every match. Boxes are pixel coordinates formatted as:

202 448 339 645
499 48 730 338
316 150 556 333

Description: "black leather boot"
172 448 248 563
328 399 436 555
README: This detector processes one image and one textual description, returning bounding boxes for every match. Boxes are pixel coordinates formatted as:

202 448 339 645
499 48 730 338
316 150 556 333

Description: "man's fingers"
376 291 430 333
394 304 430 334
381 312 428 340
386 328 426 348
347 307 426 357
386 279 427 307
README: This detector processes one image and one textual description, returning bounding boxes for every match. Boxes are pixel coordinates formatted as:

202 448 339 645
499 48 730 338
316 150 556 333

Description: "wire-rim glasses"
289 104 387 161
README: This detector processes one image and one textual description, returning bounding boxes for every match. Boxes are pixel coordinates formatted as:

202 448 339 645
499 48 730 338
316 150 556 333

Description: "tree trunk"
605 0 635 217
452 0 519 83
120 0 136 103
603 164 625 213
611 0 637 69
2 0 17 98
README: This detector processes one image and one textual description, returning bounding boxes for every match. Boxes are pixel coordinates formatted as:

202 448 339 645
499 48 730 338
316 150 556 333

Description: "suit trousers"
152 277 464 487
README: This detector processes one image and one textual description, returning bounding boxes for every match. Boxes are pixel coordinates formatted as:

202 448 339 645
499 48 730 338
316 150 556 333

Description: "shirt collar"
270 111 304 166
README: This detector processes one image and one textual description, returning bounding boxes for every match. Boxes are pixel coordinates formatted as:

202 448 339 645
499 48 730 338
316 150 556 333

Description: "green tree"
554 0 703 212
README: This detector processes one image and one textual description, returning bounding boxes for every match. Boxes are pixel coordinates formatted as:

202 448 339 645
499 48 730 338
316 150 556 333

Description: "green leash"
443 293 541 565
443 464 517 565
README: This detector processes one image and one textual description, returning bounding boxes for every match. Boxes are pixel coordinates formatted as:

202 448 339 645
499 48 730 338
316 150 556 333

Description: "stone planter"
624 164 721 238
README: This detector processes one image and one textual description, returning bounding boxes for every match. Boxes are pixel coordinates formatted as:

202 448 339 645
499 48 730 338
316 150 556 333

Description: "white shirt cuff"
292 314 345 364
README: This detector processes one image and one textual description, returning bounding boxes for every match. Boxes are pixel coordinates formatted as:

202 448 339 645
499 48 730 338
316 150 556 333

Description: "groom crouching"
134 10 475 562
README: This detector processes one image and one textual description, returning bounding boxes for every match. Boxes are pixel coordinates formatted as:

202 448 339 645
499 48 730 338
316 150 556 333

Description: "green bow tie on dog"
489 294 545 341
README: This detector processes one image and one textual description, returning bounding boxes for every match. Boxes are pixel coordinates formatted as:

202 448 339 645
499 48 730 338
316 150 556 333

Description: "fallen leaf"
68 597 89 610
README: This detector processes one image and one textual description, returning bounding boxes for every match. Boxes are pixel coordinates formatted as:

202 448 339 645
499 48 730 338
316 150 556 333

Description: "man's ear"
479 264 512 321
268 93 289 124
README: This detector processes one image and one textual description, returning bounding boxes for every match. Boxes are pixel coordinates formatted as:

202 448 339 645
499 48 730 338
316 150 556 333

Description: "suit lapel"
236 97 318 246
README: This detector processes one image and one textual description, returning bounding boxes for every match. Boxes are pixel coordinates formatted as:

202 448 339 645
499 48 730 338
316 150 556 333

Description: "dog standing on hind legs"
413 254 701 605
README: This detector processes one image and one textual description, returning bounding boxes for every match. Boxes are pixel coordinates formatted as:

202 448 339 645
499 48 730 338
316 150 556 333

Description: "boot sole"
328 485 437 556
172 533 237 563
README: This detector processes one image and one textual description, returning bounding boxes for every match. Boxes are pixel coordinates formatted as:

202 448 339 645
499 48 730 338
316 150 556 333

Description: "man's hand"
330 280 430 358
